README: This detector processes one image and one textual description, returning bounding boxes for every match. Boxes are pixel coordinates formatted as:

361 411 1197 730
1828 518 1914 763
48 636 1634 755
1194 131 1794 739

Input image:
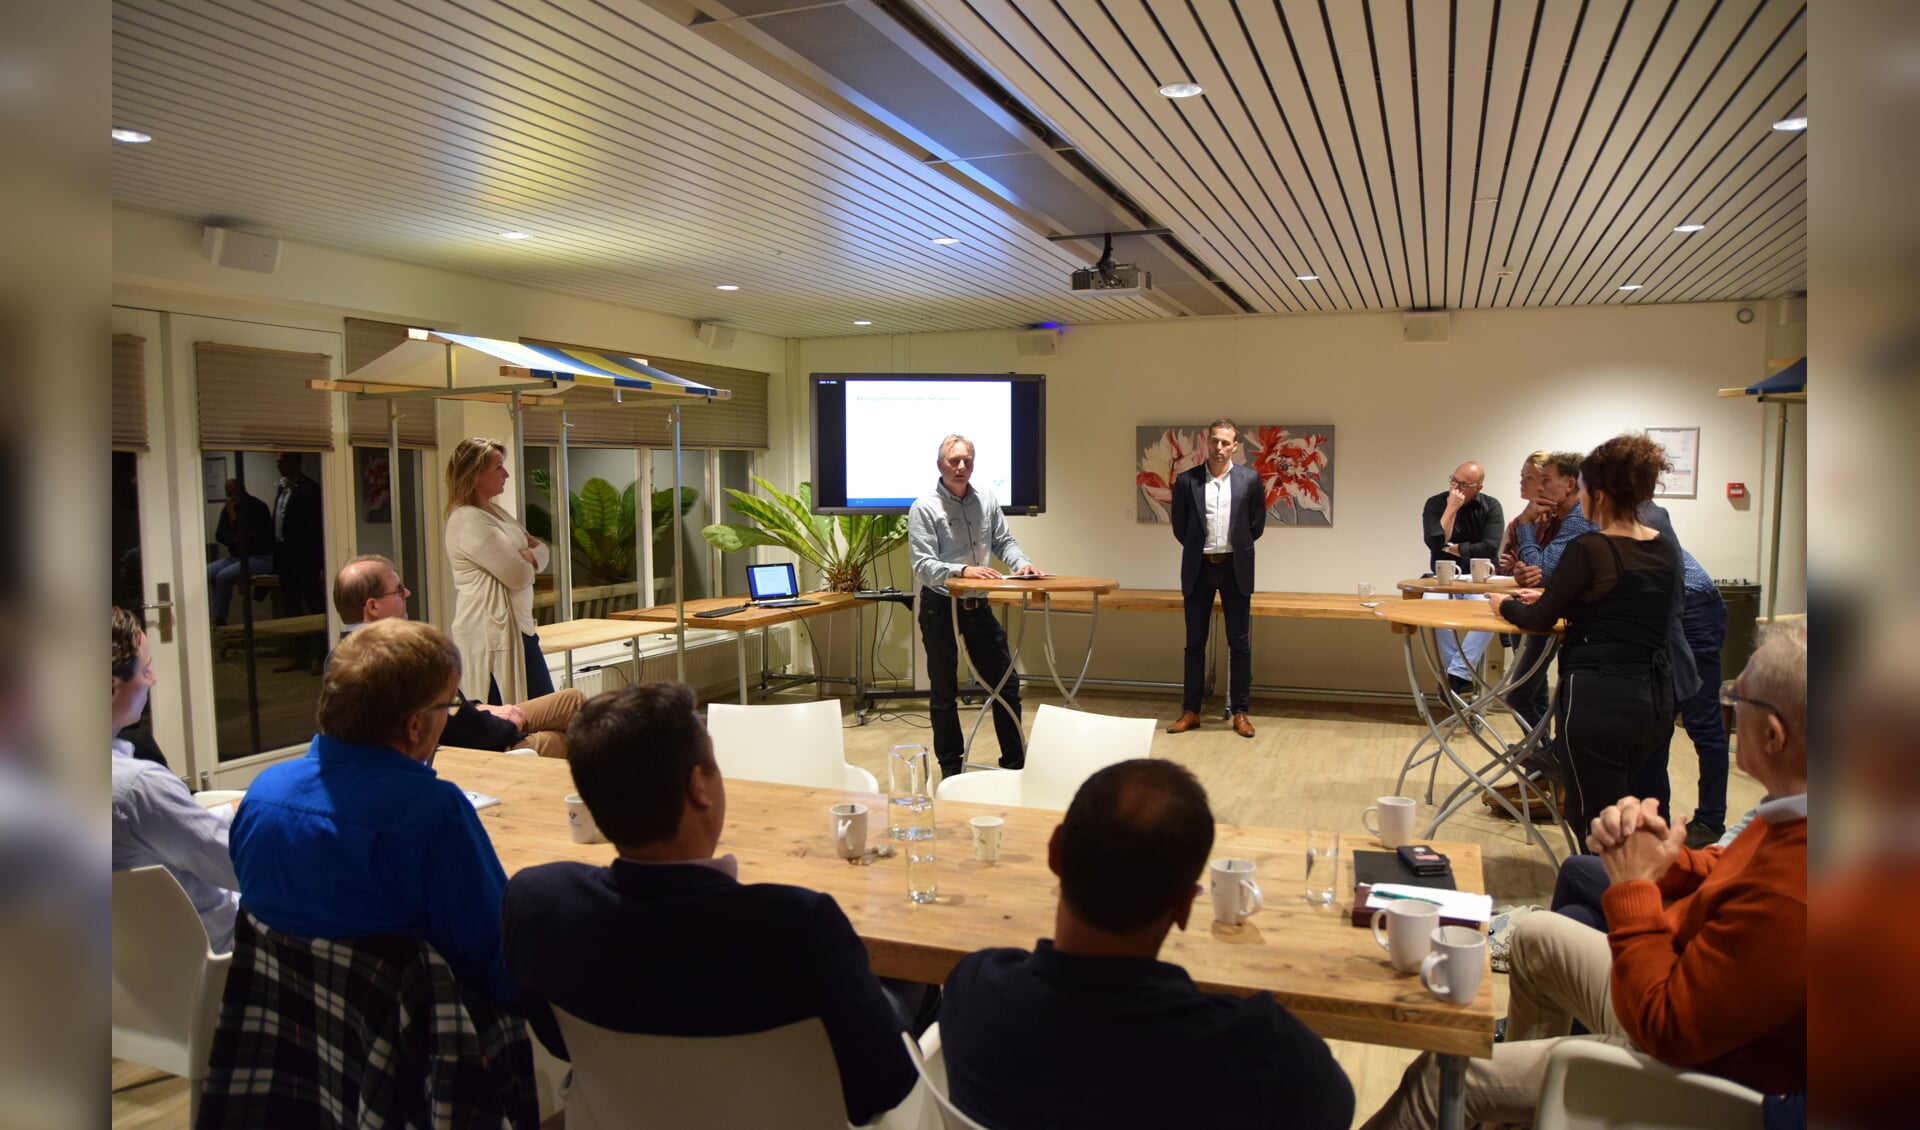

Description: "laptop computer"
746 563 817 609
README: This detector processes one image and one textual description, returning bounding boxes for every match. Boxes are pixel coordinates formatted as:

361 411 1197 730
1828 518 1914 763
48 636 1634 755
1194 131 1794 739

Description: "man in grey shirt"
110 606 240 951
907 435 1043 780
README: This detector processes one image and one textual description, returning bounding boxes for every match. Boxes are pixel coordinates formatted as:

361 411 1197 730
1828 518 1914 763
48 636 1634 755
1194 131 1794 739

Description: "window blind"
194 341 333 451
112 334 147 452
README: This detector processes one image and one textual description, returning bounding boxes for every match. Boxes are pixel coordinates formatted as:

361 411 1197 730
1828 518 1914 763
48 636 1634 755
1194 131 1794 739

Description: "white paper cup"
565 793 607 845
969 815 1004 862
1371 900 1440 973
831 803 869 860
1361 795 1418 848
1470 557 1494 583
1420 925 1488 1004
1209 858 1264 925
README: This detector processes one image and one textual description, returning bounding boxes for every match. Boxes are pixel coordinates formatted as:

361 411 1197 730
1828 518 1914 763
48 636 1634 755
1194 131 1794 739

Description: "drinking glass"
1304 829 1339 906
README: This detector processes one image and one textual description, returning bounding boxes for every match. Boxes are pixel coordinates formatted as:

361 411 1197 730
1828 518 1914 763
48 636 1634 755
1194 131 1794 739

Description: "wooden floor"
114 684 1761 1129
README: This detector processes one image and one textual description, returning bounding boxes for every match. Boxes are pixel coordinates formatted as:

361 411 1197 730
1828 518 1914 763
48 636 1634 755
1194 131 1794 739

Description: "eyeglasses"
378 583 412 599
1718 680 1779 730
1449 477 1482 490
418 699 462 718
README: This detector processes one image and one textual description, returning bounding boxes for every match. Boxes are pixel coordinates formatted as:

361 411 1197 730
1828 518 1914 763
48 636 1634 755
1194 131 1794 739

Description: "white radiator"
557 631 791 700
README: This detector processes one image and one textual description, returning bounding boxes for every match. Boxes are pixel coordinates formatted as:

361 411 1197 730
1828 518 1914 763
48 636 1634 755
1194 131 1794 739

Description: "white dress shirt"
111 738 241 952
1203 467 1233 554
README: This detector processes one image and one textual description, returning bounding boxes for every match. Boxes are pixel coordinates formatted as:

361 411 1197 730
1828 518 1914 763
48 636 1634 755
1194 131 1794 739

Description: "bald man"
1420 461 1504 692
331 555 582 757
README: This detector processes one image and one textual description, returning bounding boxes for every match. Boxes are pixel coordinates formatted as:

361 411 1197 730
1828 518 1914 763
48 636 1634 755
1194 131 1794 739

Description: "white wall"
798 304 1798 692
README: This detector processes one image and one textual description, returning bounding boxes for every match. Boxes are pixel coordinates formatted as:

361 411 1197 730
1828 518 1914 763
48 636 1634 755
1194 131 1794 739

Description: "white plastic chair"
191 788 245 809
706 699 879 791
111 866 232 1126
552 1006 851 1129
1534 1039 1765 1130
900 1024 989 1130
935 704 1153 810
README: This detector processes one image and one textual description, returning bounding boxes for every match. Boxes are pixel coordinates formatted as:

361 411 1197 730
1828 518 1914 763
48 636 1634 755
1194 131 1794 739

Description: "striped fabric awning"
428 331 731 400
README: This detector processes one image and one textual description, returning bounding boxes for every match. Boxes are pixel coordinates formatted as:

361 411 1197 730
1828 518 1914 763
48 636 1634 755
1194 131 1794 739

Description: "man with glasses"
332 554 582 757
1362 622 1807 1129
1420 461 1504 693
230 619 513 1001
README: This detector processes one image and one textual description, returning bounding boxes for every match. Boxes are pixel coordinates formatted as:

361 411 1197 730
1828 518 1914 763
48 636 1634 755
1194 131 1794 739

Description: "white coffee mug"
969 815 1004 862
1435 560 1459 584
1209 858 1264 926
1357 582 1375 599
565 793 607 845
1420 925 1489 1004
830 803 869 860
1361 795 1418 848
1371 899 1440 973
1470 557 1493 583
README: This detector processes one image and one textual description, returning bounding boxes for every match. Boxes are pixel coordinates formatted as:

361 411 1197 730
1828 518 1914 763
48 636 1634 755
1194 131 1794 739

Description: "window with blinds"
194 341 333 451
113 334 147 452
518 337 769 449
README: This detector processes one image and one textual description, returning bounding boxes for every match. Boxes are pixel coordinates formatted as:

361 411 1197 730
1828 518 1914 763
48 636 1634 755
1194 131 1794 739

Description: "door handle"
136 582 175 644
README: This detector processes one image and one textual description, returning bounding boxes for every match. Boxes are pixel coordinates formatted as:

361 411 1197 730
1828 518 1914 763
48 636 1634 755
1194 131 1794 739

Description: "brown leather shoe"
1231 712 1255 738
1167 711 1202 733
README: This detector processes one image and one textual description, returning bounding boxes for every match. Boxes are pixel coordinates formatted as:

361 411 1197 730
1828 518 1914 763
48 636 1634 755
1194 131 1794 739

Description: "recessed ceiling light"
1295 274 1320 282
1158 82 1204 99
1771 116 1808 132
111 128 152 144
499 230 529 240
931 237 961 245
1673 223 1706 233
1618 284 1643 291
714 284 739 291
853 320 873 326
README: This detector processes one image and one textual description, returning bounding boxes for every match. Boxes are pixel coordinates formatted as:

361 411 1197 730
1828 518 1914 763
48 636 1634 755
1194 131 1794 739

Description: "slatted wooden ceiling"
111 0 1807 338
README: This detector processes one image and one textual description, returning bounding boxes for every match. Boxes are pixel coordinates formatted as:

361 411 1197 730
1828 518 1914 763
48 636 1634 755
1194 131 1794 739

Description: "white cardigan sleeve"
449 507 537 590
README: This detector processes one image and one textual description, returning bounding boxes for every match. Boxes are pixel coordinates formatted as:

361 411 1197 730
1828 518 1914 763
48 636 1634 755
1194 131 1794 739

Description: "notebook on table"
1349 849 1491 929
746 563 818 609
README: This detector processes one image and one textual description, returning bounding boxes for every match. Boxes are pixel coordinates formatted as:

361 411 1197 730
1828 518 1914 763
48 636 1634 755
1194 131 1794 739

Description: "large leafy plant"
702 476 907 592
526 470 696 588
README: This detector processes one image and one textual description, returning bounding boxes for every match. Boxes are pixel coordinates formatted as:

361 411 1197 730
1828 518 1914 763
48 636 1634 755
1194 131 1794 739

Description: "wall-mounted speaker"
1015 329 1059 357
694 320 736 350
1402 310 1450 344
201 225 282 273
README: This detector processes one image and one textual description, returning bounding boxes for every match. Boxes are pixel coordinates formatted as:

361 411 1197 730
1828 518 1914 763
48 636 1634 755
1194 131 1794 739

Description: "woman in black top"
1488 434 1680 841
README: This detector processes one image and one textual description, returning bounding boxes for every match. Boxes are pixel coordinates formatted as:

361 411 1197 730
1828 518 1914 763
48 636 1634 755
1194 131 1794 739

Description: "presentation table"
1374 593 1575 867
436 746 1495 1127
612 593 865 704
943 575 1117 766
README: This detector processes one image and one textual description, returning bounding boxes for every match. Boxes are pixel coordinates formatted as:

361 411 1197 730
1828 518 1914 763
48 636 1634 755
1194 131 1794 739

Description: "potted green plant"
702 476 907 592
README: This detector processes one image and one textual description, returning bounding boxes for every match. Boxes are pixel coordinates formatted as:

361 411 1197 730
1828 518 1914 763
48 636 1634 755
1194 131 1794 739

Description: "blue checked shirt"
908 479 1030 596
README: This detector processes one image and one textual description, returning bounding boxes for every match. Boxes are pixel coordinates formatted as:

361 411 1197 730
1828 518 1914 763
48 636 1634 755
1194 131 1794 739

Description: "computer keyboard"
694 604 751 618
755 598 818 609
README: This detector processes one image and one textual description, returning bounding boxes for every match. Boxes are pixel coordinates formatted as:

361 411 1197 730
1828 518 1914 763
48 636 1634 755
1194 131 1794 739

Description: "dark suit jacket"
1171 461 1265 595
215 491 273 559
272 475 324 577
502 859 915 1126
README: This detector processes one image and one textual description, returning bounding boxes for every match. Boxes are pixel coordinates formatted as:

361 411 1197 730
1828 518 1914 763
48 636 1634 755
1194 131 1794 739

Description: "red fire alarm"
1727 482 1748 500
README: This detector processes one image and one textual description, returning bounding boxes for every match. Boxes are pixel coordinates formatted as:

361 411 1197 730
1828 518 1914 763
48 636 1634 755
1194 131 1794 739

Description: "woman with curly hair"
1488 433 1681 838
444 437 555 705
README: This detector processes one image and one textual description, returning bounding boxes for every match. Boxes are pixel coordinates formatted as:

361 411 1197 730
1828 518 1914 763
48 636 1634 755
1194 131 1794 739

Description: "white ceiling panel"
112 0 1808 338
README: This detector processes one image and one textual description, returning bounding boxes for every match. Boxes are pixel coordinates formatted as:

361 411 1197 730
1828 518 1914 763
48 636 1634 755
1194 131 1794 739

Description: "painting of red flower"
1135 423 1335 526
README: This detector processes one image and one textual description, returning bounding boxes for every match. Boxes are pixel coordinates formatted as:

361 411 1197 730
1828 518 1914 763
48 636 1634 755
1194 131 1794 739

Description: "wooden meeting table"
437 746 1494 1121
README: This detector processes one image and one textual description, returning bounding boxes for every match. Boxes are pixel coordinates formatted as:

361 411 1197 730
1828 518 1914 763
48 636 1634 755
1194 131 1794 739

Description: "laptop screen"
746 563 800 601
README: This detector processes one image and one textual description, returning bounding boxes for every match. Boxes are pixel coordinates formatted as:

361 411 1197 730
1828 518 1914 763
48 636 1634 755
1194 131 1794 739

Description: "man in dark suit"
1168 418 1266 737
501 682 916 1126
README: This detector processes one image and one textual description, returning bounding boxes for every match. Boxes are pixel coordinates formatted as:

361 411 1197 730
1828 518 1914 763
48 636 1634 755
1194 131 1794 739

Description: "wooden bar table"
437 747 1495 1068
942 575 1117 767
1373 598 1575 866
535 617 663 688
612 593 861 704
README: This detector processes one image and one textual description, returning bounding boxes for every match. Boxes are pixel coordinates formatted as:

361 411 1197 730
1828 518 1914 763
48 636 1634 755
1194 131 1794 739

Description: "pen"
1373 891 1444 906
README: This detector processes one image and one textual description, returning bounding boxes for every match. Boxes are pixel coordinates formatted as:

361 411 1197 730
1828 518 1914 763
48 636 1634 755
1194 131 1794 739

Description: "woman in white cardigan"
444 437 555 704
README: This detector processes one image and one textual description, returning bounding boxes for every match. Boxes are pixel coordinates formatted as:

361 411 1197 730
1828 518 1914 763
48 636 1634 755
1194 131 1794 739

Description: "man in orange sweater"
1363 621 1807 1129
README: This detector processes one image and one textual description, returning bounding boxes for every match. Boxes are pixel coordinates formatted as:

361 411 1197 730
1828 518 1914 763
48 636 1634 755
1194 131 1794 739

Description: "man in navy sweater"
501 682 915 1126
941 759 1353 1129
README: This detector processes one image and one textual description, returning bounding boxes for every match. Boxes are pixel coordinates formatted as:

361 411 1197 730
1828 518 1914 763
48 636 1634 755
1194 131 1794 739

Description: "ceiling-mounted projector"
1071 263 1151 296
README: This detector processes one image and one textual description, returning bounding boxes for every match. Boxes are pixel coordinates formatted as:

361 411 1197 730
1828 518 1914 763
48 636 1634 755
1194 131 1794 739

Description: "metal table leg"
960 596 1027 770
1438 1053 1466 1130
